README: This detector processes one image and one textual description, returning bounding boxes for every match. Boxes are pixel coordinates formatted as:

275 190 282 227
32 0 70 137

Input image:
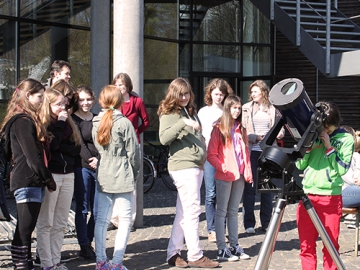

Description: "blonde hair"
1 78 47 142
40 88 81 145
97 85 123 146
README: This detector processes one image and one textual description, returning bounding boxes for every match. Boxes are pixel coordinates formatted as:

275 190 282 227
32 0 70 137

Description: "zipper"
60 153 67 173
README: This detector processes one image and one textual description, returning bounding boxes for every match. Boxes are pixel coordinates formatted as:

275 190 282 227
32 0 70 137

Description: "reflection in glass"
145 3 177 40
243 46 271 77
193 44 240 73
193 1 241 42
243 0 271 44
144 39 177 80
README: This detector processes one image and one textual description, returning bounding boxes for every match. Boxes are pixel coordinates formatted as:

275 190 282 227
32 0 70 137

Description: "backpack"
0 113 30 221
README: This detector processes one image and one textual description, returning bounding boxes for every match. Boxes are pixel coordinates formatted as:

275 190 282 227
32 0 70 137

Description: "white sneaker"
245 227 256 234
230 244 251 260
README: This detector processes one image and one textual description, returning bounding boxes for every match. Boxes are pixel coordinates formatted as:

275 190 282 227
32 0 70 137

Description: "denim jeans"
215 177 244 250
203 160 216 233
342 185 360 208
243 151 273 230
94 191 132 264
74 167 97 246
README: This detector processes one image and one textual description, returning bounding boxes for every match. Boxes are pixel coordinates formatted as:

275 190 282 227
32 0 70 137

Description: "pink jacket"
207 122 253 183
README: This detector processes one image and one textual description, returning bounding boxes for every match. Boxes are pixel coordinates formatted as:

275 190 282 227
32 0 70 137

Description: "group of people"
6 60 149 270
160 77 356 270
4 66 358 270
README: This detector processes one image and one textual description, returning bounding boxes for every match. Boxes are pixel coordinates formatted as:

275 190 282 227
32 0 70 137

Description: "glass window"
144 3 178 40
0 0 15 16
19 23 51 83
243 46 271 77
68 28 91 86
193 1 241 42
20 0 91 27
193 44 240 73
179 43 190 78
243 0 271 44
144 39 177 80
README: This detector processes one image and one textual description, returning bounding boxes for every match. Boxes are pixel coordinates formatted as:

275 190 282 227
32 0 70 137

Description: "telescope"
255 78 325 202
254 78 346 270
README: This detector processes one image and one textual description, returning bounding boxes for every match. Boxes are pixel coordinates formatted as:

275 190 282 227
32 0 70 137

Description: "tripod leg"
302 195 346 270
254 198 287 270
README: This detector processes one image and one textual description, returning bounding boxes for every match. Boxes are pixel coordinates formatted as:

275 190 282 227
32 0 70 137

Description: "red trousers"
296 194 342 270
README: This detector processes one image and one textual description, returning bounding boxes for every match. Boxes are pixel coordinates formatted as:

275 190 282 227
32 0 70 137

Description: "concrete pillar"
113 0 144 227
90 0 111 113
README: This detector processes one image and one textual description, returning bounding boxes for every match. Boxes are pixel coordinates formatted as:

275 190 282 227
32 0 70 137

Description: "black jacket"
48 119 81 174
10 116 55 192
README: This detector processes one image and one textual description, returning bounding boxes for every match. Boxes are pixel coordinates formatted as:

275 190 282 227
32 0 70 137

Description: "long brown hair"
218 95 247 146
1 78 47 142
40 88 81 145
204 78 233 106
97 85 123 146
112 72 133 93
157 77 197 116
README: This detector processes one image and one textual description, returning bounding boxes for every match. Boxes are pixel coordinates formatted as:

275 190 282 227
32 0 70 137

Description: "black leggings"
12 202 42 260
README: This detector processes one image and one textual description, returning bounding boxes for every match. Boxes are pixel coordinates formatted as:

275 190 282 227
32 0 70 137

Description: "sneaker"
96 260 111 270
167 253 188 268
42 267 53 270
33 256 41 267
230 244 250 260
345 214 357 221
52 264 69 270
79 244 96 260
245 227 256 234
217 248 239 261
208 231 216 242
110 263 129 270
188 255 219 268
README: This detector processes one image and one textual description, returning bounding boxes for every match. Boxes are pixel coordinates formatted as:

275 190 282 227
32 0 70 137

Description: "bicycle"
143 141 177 193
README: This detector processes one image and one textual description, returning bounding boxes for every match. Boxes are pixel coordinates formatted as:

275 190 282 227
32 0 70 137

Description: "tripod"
254 194 346 270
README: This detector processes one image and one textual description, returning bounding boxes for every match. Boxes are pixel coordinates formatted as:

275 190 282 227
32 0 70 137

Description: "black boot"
79 244 96 260
11 245 31 270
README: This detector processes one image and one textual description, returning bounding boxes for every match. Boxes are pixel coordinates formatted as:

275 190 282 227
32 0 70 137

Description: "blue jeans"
243 151 273 230
215 177 244 250
94 191 132 264
74 167 97 246
342 185 360 208
203 160 216 233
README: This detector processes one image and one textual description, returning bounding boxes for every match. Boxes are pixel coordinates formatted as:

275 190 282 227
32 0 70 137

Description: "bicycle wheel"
143 157 156 194
161 171 177 191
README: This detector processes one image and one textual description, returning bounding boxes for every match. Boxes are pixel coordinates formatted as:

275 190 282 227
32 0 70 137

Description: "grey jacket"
92 110 140 193
242 101 285 151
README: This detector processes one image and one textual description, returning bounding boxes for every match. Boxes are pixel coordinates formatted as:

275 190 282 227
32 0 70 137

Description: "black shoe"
130 226 136 232
60 254 72 263
79 244 96 260
33 255 41 267
107 222 117 231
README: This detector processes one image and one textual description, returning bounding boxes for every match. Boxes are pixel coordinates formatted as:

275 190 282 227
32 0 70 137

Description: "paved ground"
0 178 359 270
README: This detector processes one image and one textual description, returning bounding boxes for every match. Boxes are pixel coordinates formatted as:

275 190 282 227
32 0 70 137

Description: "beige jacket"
242 101 285 151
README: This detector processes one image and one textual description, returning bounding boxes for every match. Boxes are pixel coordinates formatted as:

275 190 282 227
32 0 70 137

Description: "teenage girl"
207 95 252 262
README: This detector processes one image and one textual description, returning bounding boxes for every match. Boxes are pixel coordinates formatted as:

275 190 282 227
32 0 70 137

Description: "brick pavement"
0 178 359 269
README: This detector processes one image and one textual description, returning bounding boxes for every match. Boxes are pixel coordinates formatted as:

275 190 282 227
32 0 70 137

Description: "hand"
58 109 68 122
256 135 264 142
319 131 331 149
354 178 360 186
183 118 201 131
88 157 98 170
